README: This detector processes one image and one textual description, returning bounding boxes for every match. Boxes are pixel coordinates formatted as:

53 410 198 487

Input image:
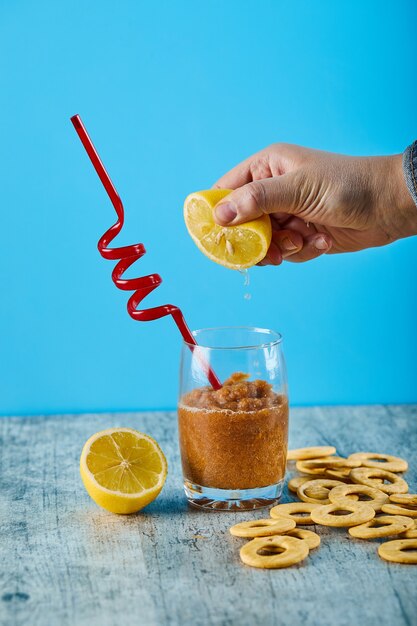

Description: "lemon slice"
80 428 167 514
184 189 272 269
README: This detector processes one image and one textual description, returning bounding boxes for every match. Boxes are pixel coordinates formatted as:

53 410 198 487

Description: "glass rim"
184 326 283 351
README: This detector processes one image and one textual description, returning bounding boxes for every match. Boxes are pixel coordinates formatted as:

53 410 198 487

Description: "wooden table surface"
1 405 417 626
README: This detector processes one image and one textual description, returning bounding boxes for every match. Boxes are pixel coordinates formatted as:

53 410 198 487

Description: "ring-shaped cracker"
378 539 417 564
348 452 408 473
328 484 388 511
324 468 352 482
296 457 359 474
389 494 417 506
285 528 321 549
350 468 408 495
287 446 336 461
310 502 375 527
229 517 296 538
287 475 323 493
304 486 335 501
328 468 383 483
403 529 417 539
240 536 309 569
270 502 321 525
303 479 344 496
297 479 343 504
348 514 414 539
295 458 336 475
381 503 417 518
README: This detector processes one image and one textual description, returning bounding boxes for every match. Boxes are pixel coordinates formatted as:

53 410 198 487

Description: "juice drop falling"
239 269 251 300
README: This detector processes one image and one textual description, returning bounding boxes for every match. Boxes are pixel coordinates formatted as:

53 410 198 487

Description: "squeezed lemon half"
184 189 272 269
80 428 167 514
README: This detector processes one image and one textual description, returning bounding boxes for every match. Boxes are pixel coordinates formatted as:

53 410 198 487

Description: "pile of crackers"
229 447 417 568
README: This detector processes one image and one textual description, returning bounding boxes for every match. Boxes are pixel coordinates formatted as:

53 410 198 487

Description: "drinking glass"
178 327 288 510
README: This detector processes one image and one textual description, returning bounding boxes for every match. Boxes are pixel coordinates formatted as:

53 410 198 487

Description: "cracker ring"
328 484 388 511
324 468 352 482
348 515 414 539
229 517 296 538
304 485 336 501
270 502 321 525
348 452 408 473
287 446 336 461
297 479 344 504
378 539 417 564
381 503 417 518
296 457 359 475
239 536 309 569
301 458 361 470
285 528 321 549
403 529 417 539
295 458 336 475
288 475 318 493
288 475 328 493
389 494 417 506
310 502 375 527
350 468 409 495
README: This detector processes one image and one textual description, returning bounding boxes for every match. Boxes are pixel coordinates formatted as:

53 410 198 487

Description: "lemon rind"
184 193 271 270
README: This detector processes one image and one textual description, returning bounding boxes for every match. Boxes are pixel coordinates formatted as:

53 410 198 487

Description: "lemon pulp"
184 189 272 269
80 428 167 514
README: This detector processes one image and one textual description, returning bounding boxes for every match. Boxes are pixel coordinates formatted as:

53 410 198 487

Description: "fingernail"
214 202 237 224
281 237 298 252
314 236 329 251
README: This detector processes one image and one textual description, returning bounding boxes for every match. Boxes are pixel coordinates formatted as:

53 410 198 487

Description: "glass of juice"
178 327 288 510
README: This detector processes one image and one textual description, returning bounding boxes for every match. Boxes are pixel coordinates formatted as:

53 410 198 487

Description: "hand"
213 144 417 265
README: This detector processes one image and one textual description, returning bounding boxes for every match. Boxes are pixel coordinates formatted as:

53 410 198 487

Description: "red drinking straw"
70 114 222 390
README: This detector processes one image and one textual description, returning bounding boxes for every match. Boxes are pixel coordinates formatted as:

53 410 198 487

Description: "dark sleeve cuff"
403 141 417 207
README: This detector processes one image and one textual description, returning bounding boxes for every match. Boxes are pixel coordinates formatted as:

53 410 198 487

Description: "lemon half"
80 428 167 514
184 189 272 269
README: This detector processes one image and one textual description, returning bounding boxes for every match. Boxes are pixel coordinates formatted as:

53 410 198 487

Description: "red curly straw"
70 114 221 390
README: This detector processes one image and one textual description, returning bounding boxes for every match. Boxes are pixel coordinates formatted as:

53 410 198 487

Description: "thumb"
214 175 299 225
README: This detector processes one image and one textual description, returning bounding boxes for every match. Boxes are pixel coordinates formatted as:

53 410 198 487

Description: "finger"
212 159 253 190
212 149 274 190
214 174 298 226
259 241 283 266
272 215 317 239
271 229 304 259
284 233 332 263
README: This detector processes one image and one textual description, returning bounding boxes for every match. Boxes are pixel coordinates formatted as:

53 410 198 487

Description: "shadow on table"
70 491 193 528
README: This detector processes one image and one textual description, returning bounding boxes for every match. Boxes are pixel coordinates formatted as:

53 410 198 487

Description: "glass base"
183 480 284 511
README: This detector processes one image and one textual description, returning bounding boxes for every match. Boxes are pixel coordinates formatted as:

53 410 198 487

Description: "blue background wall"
1 0 416 415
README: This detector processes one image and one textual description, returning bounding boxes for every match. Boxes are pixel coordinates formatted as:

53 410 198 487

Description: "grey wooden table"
1 405 417 626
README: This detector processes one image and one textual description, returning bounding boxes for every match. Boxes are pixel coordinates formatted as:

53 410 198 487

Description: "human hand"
213 144 417 265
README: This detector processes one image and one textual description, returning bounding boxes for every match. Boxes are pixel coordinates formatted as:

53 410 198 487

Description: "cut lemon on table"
184 189 272 269
80 428 167 514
